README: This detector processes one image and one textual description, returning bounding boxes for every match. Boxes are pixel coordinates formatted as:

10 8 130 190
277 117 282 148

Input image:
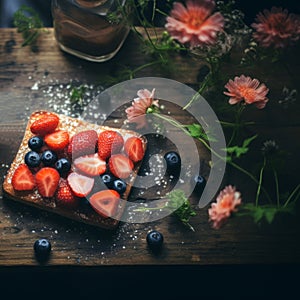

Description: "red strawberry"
67 130 98 159
73 153 106 177
55 179 79 209
11 164 35 191
67 172 94 198
30 113 59 136
44 130 69 152
108 154 134 179
124 137 145 162
89 190 120 218
35 167 60 198
98 130 124 160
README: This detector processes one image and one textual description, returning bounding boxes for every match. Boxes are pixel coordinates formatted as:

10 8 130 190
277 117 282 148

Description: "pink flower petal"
125 88 159 129
224 75 269 109
208 185 242 229
251 7 300 48
165 0 224 48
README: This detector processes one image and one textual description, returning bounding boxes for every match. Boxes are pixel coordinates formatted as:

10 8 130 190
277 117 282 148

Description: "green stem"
273 167 280 207
152 112 272 203
152 113 191 136
131 5 158 51
284 183 300 207
227 104 245 147
219 121 255 127
207 57 220 78
183 74 211 110
184 222 195 232
255 157 266 206
130 60 163 79
133 206 164 212
22 30 39 46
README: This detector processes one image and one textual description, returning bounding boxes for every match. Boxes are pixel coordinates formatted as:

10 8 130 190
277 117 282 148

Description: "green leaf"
225 156 232 162
132 189 197 231
166 189 186 210
242 135 258 148
13 5 44 48
226 145 248 158
167 189 197 231
185 123 217 142
237 202 297 225
185 124 202 138
253 207 264 223
264 208 277 224
225 135 257 159
70 85 87 105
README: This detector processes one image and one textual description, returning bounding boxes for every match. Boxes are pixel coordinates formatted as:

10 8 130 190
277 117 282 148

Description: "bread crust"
2 111 147 230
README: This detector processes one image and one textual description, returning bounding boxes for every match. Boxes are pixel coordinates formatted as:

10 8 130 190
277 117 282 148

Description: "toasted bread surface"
2 111 147 229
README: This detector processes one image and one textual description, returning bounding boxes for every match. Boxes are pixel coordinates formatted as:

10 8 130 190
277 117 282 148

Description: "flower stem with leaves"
13 5 47 50
134 189 197 231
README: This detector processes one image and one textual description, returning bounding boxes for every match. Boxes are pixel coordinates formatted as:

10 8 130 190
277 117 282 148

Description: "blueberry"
101 173 114 188
55 158 71 177
146 230 164 252
41 150 58 166
24 151 41 167
164 151 181 175
192 175 206 195
113 179 127 194
28 136 44 151
34 238 51 261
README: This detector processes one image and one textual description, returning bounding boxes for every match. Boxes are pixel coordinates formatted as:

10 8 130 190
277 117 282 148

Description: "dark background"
0 0 299 27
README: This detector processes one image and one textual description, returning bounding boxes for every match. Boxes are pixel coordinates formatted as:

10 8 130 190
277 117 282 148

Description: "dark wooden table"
1 28 300 296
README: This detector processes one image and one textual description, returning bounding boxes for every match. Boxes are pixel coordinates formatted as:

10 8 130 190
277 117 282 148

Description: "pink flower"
224 75 269 109
251 7 300 49
208 185 242 229
165 0 225 48
125 88 159 129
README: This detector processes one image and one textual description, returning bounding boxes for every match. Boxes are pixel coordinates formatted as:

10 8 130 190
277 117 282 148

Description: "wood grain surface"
0 28 300 269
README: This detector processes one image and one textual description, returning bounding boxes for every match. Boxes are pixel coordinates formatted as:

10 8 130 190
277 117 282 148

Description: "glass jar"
51 0 130 62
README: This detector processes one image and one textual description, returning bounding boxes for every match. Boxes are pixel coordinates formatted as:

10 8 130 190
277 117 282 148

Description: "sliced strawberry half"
11 164 36 191
44 130 69 152
67 130 98 159
89 190 120 218
98 130 124 160
67 172 94 198
73 153 106 177
124 136 145 163
108 154 134 179
35 167 60 198
55 179 79 209
30 113 60 136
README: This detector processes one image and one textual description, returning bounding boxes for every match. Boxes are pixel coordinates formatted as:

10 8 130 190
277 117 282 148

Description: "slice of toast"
2 111 147 230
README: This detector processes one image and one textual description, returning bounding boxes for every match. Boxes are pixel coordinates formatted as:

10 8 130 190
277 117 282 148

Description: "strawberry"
73 153 106 177
35 167 60 198
89 190 120 218
98 130 124 160
124 137 145 162
44 130 69 152
11 164 35 191
30 113 59 136
108 154 134 179
67 172 94 198
67 130 98 159
55 179 79 209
